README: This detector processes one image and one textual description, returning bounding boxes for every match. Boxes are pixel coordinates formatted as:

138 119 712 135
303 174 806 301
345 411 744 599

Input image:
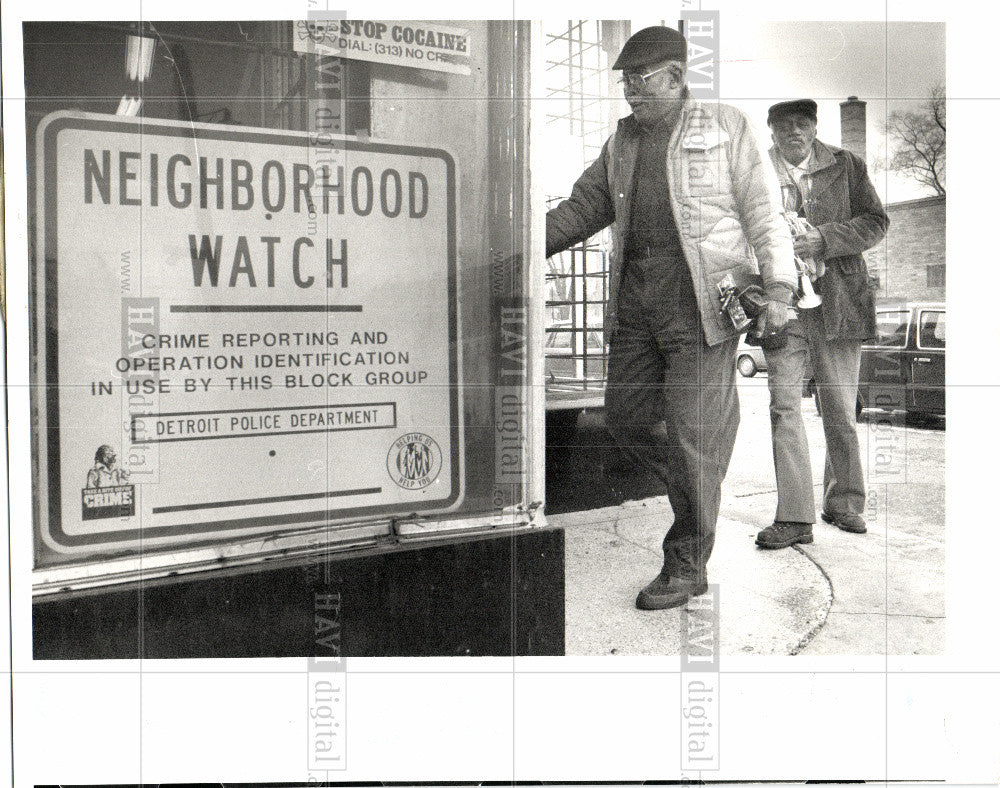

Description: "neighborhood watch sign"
32 112 461 561
294 20 472 76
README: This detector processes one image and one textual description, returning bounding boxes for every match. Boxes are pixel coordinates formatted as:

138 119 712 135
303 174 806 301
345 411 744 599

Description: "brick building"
838 96 946 302
864 195 946 301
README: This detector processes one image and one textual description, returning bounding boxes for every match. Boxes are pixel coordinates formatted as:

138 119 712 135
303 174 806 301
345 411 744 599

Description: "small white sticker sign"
293 20 472 76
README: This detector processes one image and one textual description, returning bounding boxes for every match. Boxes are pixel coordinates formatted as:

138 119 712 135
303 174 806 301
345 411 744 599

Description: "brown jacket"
769 140 888 340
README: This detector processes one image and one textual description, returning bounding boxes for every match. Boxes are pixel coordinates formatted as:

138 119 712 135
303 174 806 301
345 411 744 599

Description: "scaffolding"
542 21 621 401
543 20 614 169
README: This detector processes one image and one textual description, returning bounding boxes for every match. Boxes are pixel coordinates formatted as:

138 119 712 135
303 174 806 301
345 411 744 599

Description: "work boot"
755 521 814 549
821 511 867 534
635 572 708 610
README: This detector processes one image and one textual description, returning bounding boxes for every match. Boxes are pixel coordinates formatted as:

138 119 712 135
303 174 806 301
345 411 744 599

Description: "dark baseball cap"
767 99 818 125
611 26 687 71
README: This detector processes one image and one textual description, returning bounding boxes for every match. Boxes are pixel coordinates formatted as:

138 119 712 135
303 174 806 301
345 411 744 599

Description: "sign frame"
33 111 464 560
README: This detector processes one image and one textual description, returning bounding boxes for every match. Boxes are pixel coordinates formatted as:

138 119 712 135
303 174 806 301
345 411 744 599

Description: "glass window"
541 21 620 393
926 264 945 288
546 328 572 350
873 309 911 347
26 20 537 574
918 311 946 348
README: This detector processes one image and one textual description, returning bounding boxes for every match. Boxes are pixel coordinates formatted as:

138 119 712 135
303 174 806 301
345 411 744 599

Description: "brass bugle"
796 256 822 310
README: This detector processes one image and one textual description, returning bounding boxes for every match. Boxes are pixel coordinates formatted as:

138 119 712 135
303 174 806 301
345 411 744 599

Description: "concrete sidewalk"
722 378 945 655
550 500 832 656
545 377 945 656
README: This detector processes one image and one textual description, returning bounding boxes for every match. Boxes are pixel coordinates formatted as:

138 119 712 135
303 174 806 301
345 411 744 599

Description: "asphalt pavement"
545 373 945 656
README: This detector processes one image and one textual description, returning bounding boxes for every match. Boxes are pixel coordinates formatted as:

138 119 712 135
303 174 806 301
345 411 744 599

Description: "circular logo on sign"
387 433 442 490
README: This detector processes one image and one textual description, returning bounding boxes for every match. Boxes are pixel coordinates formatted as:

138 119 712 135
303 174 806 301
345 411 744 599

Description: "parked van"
810 300 945 419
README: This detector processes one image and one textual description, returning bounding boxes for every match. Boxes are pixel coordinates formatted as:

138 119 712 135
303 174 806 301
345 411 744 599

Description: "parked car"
860 300 945 417
810 300 945 418
736 340 767 377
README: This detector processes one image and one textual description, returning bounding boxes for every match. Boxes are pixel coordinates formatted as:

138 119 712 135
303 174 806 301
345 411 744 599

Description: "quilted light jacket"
546 96 798 346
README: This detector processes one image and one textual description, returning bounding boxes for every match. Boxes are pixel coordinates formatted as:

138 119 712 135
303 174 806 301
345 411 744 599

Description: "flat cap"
612 26 687 70
767 99 818 125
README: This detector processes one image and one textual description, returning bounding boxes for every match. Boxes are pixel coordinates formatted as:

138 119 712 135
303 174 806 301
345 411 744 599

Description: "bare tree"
885 85 946 196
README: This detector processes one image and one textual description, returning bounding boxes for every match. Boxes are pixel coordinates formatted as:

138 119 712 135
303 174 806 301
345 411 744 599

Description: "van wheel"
737 355 757 377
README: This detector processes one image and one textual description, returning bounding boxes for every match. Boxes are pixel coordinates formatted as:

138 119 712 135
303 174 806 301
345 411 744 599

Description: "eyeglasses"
618 64 676 89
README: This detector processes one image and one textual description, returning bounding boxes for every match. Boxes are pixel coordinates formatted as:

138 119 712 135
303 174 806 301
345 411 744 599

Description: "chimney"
840 96 867 161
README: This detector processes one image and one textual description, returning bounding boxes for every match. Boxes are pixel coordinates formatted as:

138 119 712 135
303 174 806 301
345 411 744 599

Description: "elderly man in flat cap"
546 26 798 609
754 99 888 550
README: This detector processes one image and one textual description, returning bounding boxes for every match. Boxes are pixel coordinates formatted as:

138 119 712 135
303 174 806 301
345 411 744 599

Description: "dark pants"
605 256 740 582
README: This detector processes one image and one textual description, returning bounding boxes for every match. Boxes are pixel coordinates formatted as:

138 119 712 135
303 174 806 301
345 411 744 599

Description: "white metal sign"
294 20 472 75
34 112 461 558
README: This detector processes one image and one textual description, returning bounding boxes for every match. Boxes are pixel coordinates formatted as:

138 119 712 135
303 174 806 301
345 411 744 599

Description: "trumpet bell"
797 292 822 310
794 256 823 310
796 265 822 309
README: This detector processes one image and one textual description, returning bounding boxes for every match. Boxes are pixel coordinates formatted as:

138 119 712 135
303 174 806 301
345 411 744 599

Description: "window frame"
871 308 912 348
916 309 946 350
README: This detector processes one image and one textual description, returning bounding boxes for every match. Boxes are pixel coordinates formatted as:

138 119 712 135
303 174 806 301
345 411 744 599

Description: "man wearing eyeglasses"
754 99 888 550
546 26 798 610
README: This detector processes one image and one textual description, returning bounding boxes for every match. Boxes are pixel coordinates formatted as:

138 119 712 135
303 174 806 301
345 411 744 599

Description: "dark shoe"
755 521 814 549
635 573 708 610
821 511 867 533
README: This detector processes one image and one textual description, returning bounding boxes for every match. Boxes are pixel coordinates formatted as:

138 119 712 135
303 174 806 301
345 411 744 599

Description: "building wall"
864 195 945 301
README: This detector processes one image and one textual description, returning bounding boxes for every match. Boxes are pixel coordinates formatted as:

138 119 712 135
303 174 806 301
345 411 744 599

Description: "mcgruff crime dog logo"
81 445 135 520
387 433 442 490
